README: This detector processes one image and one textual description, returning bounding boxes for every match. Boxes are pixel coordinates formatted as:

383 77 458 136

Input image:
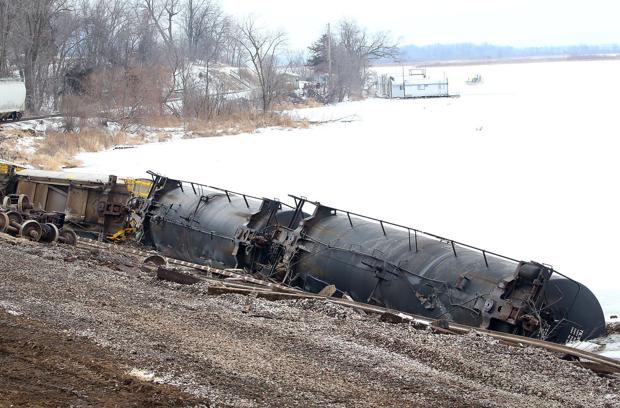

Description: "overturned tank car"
138 172 305 270
139 173 606 344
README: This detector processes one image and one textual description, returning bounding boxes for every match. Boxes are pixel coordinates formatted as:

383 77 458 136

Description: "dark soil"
0 310 206 407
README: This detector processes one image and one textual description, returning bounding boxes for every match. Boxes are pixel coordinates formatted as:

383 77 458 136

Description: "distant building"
279 72 300 92
377 68 450 99
389 77 449 98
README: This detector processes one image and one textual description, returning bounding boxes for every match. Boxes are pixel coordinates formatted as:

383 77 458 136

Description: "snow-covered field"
72 59 620 324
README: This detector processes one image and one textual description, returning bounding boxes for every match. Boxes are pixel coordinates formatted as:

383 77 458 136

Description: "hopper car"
0 160 151 240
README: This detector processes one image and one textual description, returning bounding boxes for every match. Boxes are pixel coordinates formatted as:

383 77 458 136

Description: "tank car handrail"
300 199 590 317
289 194 522 266
148 171 295 209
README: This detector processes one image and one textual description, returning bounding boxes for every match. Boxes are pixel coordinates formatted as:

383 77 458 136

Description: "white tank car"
0 78 26 121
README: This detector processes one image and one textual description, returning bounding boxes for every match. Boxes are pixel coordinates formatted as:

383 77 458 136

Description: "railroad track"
0 113 64 126
76 237 620 375
77 237 303 294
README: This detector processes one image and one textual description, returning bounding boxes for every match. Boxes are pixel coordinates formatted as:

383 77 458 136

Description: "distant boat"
465 74 483 85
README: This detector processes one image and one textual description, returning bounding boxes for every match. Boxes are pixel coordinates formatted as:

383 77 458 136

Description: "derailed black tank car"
139 173 305 270
274 201 605 344
140 173 606 344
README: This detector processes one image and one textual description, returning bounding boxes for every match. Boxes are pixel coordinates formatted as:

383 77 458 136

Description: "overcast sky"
221 0 620 51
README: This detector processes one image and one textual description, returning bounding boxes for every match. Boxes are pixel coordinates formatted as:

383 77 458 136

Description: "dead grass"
0 138 28 165
4 107 311 171
184 111 309 138
32 128 145 170
154 132 172 142
30 154 82 170
272 98 325 111
138 115 185 129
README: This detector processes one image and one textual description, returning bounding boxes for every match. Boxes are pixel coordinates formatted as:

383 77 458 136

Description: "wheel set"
0 193 77 245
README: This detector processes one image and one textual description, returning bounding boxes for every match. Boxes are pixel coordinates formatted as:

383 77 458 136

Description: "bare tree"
283 49 312 79
143 0 179 52
182 0 226 61
220 23 245 67
1 0 302 123
10 0 73 112
0 0 18 75
45 6 81 110
178 0 232 119
308 20 398 102
142 0 183 103
237 18 287 112
72 0 136 68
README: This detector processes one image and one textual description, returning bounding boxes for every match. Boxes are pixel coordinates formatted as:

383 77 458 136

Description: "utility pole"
327 23 332 93
402 64 406 98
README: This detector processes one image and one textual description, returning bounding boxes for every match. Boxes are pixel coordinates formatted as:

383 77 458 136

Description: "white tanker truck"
0 78 26 121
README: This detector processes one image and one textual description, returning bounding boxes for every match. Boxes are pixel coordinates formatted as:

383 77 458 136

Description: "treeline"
0 0 399 122
399 43 620 62
0 0 293 120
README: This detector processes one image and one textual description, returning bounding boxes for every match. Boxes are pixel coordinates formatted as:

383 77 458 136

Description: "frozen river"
73 59 620 321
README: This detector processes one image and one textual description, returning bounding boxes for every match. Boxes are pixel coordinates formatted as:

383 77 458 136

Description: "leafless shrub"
236 17 288 113
60 65 170 128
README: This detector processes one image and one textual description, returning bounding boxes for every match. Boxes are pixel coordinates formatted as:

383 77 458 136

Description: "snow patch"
0 300 23 316
128 368 164 383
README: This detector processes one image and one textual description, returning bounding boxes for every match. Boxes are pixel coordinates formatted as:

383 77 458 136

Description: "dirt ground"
0 235 618 407
0 310 205 407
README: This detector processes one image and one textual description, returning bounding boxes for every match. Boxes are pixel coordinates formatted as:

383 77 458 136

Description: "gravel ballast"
0 236 618 407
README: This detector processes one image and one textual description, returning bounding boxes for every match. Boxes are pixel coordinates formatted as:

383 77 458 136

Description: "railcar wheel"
17 194 31 212
58 228 78 245
6 211 23 225
19 220 43 242
0 212 10 233
41 223 60 243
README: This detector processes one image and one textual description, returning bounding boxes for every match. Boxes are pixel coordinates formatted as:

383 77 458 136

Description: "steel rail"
0 113 64 125
328 299 620 372
77 237 302 294
75 237 620 374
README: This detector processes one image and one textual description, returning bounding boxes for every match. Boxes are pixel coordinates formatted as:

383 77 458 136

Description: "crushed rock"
0 238 618 407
